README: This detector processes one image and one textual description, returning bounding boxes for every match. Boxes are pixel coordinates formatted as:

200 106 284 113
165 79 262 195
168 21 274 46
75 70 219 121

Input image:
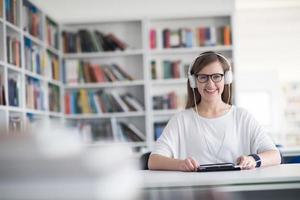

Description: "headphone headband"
188 52 233 88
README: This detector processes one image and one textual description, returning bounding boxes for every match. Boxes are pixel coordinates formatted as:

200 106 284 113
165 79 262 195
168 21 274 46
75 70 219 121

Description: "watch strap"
249 154 261 168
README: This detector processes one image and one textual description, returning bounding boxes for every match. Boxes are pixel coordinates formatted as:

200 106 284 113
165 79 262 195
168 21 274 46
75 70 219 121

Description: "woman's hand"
178 157 199 172
237 155 256 170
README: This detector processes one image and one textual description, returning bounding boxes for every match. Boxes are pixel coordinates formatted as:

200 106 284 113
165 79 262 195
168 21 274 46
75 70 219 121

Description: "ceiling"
29 0 300 24
29 0 234 23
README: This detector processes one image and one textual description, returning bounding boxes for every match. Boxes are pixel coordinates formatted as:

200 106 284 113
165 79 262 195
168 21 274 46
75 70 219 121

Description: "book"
64 91 71 114
151 60 157 79
154 122 167 140
46 17 59 49
106 33 127 50
65 60 79 85
0 73 6 105
110 90 130 112
91 64 106 83
162 29 171 48
111 64 133 81
122 93 144 111
149 29 156 49
170 29 180 48
8 74 19 107
48 84 60 112
119 122 144 142
223 25 231 45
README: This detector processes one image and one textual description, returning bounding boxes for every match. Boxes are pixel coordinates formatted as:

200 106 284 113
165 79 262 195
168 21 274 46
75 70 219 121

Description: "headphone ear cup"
188 75 197 89
224 70 233 84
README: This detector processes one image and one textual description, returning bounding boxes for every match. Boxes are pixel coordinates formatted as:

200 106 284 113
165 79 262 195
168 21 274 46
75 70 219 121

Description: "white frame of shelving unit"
60 12 234 150
0 0 235 151
0 0 64 133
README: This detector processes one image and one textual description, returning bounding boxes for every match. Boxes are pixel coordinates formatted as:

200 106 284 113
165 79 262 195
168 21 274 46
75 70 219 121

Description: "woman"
148 51 281 171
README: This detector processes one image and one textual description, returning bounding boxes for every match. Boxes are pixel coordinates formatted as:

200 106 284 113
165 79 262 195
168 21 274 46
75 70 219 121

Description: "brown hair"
185 51 232 109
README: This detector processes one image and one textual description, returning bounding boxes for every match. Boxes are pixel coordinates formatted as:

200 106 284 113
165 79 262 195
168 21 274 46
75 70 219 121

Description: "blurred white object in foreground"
0 119 140 200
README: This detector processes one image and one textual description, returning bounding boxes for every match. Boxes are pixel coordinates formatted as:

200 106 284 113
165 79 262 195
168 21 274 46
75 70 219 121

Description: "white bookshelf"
0 0 63 133
61 13 234 150
0 0 235 151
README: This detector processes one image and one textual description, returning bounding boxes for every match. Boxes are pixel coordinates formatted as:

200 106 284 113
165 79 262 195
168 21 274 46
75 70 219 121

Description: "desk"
140 164 300 200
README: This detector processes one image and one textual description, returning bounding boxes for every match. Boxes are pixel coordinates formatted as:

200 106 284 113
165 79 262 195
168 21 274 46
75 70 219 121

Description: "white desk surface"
140 164 300 191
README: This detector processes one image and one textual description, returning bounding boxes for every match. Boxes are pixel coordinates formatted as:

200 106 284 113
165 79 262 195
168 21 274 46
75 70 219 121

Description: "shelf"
149 45 232 55
24 70 62 85
48 111 63 117
63 49 144 59
6 63 22 73
0 105 7 111
23 32 45 47
87 141 147 148
7 106 23 112
152 109 183 116
65 111 145 119
5 21 21 33
25 108 47 115
64 80 145 89
151 78 187 85
47 46 60 55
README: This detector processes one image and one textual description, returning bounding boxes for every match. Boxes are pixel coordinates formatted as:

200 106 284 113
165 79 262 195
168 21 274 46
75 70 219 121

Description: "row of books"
78 120 113 143
5 0 18 25
65 60 133 85
0 73 6 105
8 74 19 107
153 91 185 110
78 120 145 143
154 121 167 140
24 37 44 74
151 60 189 80
62 30 128 53
48 84 60 112
47 51 60 81
149 25 231 49
23 0 43 39
65 89 144 114
26 77 45 110
46 17 59 49
25 38 61 80
7 36 21 67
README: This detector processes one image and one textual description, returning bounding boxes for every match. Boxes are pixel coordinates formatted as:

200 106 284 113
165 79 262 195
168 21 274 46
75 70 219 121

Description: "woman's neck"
196 100 231 118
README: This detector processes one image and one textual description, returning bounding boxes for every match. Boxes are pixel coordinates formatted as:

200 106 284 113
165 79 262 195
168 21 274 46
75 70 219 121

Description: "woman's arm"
148 154 199 172
259 149 281 166
237 149 281 170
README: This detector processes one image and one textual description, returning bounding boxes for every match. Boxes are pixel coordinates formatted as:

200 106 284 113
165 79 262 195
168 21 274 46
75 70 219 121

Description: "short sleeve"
151 115 180 158
246 111 278 154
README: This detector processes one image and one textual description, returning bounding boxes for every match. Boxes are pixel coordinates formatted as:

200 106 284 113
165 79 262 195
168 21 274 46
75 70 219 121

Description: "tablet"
197 163 241 172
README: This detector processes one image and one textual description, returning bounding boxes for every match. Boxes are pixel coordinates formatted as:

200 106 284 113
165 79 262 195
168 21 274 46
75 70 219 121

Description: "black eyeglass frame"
196 73 224 83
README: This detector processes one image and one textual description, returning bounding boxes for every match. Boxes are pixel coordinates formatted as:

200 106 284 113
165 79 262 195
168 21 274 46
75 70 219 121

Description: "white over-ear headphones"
188 52 233 89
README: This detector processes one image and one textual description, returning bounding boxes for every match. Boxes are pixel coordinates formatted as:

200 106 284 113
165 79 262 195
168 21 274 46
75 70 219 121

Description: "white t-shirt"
152 106 278 164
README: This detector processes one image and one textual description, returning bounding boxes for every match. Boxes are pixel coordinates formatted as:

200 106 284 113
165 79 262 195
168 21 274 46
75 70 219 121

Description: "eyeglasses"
196 73 224 83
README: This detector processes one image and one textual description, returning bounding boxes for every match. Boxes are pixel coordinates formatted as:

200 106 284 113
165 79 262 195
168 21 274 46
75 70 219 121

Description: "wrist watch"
249 154 261 168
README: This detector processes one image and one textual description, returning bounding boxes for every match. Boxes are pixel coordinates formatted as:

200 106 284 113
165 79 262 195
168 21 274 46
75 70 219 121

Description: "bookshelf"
283 82 300 146
61 13 234 150
0 0 63 133
0 0 234 152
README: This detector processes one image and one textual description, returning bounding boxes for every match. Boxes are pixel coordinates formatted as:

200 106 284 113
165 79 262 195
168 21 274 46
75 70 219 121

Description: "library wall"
234 2 300 146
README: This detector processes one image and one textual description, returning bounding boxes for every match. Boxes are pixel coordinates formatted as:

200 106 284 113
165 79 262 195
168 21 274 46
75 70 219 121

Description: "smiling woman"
148 51 281 172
